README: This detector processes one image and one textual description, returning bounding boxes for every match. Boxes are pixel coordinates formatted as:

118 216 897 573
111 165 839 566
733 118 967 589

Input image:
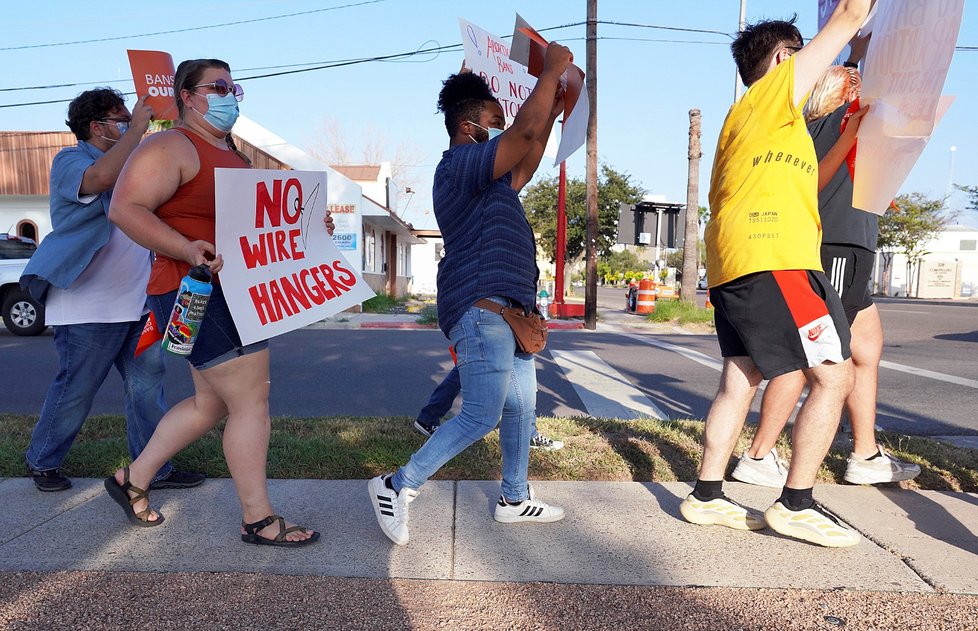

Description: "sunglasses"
191 78 244 101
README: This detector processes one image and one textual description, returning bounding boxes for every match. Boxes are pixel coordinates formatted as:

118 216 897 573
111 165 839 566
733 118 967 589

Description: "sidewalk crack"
450 481 457 580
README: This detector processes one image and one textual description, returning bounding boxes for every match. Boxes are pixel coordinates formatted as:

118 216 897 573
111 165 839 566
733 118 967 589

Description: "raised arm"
511 84 564 193
79 95 154 195
817 105 869 192
492 42 572 182
792 0 873 105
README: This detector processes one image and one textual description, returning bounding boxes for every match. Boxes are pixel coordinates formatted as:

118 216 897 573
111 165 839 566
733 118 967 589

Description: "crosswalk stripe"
549 350 669 420
879 361 978 389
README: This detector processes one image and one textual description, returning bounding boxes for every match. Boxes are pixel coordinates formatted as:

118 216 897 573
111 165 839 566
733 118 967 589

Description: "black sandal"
104 466 165 528
241 515 320 547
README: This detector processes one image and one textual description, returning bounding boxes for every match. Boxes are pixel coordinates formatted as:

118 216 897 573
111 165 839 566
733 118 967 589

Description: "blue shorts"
149 282 268 370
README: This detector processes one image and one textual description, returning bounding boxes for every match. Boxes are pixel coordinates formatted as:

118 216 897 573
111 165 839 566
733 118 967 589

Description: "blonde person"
732 61 920 489
105 58 329 547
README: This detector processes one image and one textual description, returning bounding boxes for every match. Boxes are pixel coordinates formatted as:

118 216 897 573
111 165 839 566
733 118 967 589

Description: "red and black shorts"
710 270 852 380
821 244 874 324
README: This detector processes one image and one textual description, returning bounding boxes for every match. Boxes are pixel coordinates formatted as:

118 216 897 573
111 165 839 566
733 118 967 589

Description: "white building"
874 224 978 298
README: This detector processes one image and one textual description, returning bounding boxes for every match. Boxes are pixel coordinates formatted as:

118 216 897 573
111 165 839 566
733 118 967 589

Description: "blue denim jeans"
25 317 172 481
394 299 536 502
417 365 461 423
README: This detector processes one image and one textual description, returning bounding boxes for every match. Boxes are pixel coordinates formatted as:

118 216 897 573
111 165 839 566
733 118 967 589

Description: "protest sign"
851 0 963 214
127 50 178 120
509 13 588 165
215 169 374 345
458 18 558 159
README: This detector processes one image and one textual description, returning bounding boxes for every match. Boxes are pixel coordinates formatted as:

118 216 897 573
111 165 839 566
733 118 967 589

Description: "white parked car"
0 235 47 336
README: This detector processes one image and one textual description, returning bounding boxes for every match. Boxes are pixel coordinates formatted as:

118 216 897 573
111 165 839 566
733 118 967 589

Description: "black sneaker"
30 468 71 492
414 419 440 438
149 470 206 490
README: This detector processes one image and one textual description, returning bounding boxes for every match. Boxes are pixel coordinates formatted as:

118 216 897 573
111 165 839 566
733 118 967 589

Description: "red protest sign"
127 50 178 121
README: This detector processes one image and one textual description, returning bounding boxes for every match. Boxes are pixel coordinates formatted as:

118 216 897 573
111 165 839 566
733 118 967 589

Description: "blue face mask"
194 92 239 132
466 121 504 143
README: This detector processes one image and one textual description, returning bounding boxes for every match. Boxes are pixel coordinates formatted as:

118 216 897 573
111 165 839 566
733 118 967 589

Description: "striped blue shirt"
433 136 539 336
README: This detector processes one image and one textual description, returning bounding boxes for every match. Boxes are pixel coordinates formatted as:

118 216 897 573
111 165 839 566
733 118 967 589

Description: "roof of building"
0 129 288 197
331 165 381 182
0 131 77 196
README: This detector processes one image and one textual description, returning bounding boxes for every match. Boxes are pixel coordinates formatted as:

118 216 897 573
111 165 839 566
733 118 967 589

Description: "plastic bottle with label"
162 264 212 356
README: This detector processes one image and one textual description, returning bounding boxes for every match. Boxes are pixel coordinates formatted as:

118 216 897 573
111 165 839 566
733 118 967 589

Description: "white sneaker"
731 448 789 488
843 445 922 484
368 474 417 546
494 484 565 523
765 501 861 548
679 494 766 531
530 433 564 451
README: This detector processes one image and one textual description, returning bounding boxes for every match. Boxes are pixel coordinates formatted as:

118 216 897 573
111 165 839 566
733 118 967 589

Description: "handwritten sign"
215 169 374 344
509 13 588 165
852 0 963 214
458 17 558 160
127 50 178 120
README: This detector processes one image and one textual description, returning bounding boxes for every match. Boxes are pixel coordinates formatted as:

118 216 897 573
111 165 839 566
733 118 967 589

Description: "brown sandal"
104 466 164 528
241 515 320 547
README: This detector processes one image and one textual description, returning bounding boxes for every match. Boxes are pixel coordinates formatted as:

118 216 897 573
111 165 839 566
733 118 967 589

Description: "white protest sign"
215 168 374 344
459 17 558 159
509 13 588 165
852 0 963 214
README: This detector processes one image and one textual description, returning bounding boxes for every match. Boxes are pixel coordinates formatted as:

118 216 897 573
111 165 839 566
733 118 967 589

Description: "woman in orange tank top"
107 59 320 546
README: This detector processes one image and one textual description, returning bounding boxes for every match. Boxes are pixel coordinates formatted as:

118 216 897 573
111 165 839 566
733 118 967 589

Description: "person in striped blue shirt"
369 43 572 546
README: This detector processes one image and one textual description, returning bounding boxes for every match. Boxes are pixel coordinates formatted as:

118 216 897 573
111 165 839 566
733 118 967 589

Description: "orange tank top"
147 127 250 294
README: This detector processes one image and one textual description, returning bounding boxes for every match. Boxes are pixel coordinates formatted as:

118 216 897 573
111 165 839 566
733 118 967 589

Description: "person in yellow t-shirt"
680 1 873 549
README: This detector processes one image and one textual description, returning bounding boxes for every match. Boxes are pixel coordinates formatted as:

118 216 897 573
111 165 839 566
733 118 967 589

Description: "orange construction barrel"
636 278 656 314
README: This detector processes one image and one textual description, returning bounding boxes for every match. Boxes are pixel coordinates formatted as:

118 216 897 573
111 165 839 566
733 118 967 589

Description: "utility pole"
681 109 701 303
734 0 747 101
584 0 598 329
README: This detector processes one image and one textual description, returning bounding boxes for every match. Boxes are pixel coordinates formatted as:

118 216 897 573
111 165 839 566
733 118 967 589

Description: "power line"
0 0 388 51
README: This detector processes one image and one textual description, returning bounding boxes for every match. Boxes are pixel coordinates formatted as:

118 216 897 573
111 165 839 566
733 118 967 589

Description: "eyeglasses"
191 78 244 101
784 45 803 53
97 119 130 133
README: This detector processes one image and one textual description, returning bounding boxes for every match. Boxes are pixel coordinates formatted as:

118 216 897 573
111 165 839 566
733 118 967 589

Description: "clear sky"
3 1 976 229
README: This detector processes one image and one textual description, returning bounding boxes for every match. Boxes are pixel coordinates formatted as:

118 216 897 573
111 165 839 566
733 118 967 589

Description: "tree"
681 109 701 304
522 165 645 292
957 184 978 214
877 193 951 296
598 248 644 285
309 116 425 214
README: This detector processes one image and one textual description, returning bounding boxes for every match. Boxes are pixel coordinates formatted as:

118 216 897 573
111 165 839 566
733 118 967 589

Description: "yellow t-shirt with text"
705 56 822 287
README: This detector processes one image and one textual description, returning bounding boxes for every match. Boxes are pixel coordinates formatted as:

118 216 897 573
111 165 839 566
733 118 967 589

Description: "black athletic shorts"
711 270 852 380
821 244 874 324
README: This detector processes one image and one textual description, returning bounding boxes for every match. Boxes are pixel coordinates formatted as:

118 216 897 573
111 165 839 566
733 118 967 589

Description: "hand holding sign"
130 95 156 136
127 50 178 121
509 15 588 165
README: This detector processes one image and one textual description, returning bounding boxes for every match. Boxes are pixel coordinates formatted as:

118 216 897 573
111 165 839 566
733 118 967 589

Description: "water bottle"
162 264 212 356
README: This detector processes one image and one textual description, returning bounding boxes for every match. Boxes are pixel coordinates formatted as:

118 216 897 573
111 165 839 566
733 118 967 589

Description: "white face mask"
466 120 504 143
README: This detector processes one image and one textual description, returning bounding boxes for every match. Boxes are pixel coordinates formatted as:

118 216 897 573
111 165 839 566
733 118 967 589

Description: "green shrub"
361 293 402 313
646 299 715 325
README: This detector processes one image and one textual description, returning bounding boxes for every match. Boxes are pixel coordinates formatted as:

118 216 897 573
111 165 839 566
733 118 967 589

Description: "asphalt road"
2 293 976 436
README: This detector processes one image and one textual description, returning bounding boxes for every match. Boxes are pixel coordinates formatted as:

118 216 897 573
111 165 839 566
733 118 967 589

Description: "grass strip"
2 414 974 492
646 300 715 325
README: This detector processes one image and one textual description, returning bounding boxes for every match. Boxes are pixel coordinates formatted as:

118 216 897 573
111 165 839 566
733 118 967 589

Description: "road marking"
615 330 978 390
880 309 929 314
613 332 724 372
879 361 978 389
550 350 669 420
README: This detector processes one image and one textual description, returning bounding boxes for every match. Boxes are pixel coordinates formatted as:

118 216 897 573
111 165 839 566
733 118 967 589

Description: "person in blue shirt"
415 363 564 451
20 88 204 493
369 43 572 545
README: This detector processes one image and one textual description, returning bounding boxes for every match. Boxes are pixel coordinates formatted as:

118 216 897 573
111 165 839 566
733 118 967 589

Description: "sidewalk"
1 477 976 593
